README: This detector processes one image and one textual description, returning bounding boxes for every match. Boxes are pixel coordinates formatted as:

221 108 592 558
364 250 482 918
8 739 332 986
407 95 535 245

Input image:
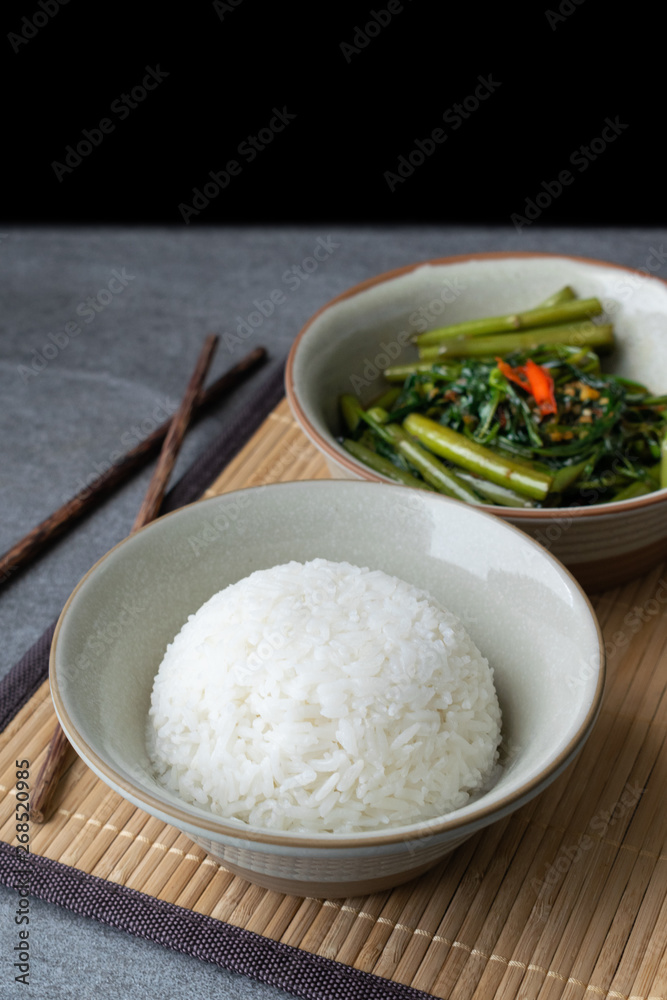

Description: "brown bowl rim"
50 480 606 852
285 250 667 520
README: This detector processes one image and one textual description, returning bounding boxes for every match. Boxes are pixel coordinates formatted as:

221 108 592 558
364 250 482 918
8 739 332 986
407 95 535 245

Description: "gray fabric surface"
1 225 666 998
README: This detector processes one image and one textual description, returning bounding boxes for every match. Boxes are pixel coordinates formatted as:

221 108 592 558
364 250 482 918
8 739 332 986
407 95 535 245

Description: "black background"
2 2 657 227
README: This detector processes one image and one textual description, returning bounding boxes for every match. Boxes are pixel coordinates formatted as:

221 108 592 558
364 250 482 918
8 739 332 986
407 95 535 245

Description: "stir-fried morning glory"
339 289 667 508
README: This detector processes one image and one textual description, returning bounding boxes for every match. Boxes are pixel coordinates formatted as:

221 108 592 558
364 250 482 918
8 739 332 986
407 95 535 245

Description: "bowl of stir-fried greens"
286 252 667 592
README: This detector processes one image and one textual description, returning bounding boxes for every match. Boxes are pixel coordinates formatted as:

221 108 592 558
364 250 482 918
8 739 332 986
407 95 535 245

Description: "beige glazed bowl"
51 480 604 898
285 252 667 592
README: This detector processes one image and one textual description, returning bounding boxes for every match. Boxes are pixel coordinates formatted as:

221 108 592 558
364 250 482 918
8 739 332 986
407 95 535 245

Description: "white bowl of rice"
50 480 605 897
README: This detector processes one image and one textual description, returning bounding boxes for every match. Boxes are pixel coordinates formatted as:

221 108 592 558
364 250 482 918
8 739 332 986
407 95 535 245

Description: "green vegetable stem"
383 424 485 504
536 286 576 308
342 439 434 490
403 413 554 500
418 323 614 361
415 297 604 348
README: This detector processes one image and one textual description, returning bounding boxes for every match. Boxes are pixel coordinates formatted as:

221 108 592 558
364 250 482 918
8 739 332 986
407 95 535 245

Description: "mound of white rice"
148 558 501 833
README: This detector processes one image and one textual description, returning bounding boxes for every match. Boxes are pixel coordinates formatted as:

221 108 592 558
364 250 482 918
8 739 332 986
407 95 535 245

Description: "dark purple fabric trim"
0 620 57 732
0 845 434 1000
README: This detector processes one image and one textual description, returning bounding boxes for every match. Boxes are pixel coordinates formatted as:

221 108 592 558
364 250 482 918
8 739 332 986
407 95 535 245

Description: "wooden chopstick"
0 345 267 588
30 335 220 824
130 335 219 531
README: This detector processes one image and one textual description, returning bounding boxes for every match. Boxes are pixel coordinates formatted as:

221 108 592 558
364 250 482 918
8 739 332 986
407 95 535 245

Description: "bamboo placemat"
2 397 667 1000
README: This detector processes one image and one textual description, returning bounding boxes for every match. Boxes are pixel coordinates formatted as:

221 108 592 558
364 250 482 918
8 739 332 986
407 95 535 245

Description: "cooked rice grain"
148 558 502 833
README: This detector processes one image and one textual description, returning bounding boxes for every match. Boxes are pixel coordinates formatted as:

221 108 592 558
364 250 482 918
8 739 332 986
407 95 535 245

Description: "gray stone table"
1 225 666 999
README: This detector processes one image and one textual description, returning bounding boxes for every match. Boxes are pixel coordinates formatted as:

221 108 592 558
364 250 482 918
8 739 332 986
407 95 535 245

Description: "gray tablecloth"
1 225 665 999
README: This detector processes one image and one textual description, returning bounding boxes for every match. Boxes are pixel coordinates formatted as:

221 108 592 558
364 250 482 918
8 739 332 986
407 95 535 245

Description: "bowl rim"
50 479 607 850
285 250 667 520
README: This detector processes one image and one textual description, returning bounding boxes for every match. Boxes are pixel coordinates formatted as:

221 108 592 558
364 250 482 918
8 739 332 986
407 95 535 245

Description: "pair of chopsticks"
0 344 267 587
29 336 264 823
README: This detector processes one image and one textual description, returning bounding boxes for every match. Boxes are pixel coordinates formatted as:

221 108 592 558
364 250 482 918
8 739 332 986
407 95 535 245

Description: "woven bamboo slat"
1 397 666 1000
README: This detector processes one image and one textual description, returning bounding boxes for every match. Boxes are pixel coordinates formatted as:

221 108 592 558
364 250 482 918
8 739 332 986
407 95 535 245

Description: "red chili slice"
495 357 558 417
